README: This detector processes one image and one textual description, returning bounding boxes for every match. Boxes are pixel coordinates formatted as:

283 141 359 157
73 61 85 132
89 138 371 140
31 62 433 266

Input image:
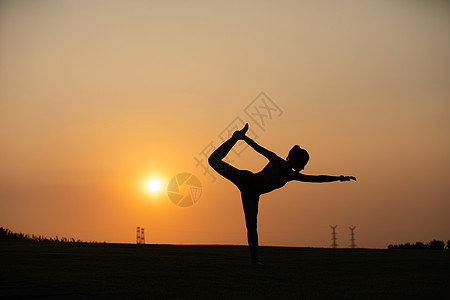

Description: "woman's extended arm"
242 136 279 161
293 173 357 183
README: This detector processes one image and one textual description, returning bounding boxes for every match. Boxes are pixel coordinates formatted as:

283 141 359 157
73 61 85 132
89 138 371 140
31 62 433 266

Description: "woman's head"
286 145 309 172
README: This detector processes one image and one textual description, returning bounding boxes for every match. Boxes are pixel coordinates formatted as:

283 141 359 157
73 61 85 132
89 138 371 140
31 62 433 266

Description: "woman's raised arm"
242 136 279 161
293 173 357 183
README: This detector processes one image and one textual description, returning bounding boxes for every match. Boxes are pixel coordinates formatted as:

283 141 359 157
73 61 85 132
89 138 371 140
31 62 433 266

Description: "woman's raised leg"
208 123 248 178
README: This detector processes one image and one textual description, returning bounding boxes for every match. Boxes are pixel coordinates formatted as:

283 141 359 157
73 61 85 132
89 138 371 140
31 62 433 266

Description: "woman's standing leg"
241 192 260 264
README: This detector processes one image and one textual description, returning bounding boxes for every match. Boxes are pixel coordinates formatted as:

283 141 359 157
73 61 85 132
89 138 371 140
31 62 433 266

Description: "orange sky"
1 0 449 248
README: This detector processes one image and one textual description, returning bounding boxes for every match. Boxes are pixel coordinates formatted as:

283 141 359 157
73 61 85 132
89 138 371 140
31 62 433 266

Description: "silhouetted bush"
447 240 450 250
414 242 426 249
428 240 445 250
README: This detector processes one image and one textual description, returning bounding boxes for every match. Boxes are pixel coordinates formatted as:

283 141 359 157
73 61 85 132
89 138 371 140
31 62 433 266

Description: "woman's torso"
253 157 293 195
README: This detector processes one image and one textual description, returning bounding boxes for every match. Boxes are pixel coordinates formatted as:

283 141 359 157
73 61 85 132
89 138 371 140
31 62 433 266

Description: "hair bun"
287 145 309 162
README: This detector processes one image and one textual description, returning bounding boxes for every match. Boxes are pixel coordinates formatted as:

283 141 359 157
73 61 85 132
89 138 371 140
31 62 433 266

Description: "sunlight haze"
1 0 449 248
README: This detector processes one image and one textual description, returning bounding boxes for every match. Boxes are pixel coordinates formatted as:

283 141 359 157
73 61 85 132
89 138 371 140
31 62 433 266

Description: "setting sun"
148 179 161 192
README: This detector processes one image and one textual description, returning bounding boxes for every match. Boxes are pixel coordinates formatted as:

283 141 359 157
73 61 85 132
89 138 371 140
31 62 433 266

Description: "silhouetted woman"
208 124 356 264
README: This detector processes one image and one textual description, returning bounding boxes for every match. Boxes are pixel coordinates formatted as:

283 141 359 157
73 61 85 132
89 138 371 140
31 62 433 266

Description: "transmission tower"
330 225 338 248
349 226 356 248
140 228 145 245
136 227 141 244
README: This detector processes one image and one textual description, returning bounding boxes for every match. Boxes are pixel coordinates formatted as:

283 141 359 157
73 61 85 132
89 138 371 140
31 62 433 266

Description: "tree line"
0 227 85 243
388 239 449 250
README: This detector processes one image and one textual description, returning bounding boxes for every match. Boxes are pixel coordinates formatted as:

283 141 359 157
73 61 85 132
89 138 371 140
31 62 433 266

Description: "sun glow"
148 179 161 192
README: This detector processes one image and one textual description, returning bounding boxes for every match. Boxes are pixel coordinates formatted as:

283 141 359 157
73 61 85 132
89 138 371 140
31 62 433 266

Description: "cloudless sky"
1 0 449 248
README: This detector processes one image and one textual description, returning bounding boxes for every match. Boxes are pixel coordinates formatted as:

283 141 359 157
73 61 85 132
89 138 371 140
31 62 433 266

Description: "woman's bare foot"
233 123 248 140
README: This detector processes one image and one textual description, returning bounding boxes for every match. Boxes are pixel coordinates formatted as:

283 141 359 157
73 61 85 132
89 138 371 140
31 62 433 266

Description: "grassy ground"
1 240 449 299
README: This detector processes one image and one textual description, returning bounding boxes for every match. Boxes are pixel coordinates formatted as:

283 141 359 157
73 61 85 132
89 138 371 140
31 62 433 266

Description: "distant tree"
0 227 7 238
428 240 445 250
0 227 16 239
447 240 450 250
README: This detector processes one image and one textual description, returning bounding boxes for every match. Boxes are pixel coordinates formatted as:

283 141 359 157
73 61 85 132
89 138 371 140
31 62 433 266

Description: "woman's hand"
339 176 357 182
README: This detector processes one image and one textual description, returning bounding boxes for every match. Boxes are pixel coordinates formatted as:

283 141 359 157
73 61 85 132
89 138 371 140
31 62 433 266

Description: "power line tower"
140 228 145 245
136 227 146 244
330 225 338 249
136 227 141 244
349 226 356 249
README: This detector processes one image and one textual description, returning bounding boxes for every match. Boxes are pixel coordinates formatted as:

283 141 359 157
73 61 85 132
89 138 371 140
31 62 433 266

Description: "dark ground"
1 240 449 299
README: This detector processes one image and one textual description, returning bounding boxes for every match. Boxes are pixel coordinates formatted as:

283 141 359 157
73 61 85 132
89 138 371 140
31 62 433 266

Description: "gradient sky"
1 0 449 248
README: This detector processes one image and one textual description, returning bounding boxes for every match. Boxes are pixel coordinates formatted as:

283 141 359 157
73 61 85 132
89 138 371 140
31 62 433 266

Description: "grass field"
1 240 449 299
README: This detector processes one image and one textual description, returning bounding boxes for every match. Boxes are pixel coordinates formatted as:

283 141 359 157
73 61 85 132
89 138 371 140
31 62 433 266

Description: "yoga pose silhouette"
208 123 356 264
